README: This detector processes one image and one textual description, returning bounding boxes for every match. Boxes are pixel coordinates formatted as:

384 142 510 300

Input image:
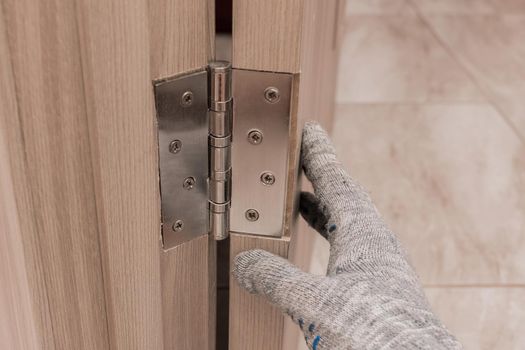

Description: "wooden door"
228 1 344 349
0 1 215 349
0 1 343 349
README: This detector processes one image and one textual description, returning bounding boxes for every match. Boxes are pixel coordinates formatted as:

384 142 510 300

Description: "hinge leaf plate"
230 69 293 237
154 70 209 249
154 64 293 249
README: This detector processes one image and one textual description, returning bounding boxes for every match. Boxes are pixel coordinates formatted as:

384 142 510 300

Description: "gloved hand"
232 123 462 350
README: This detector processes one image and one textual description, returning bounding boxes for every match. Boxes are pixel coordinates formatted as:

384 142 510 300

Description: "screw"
172 220 184 232
260 172 275 186
183 177 196 190
181 91 193 107
264 87 280 103
247 129 263 145
169 140 182 154
245 209 260 222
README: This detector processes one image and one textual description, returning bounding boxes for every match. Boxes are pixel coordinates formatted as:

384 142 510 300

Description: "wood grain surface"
230 1 343 349
229 233 290 350
150 1 216 348
0 10 41 349
1 0 109 348
149 0 215 78
1 0 340 348
298 0 345 132
75 0 164 347
232 0 305 73
1 0 215 349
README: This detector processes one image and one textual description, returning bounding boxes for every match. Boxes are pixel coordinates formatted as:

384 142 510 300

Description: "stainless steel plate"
154 70 208 249
230 69 292 237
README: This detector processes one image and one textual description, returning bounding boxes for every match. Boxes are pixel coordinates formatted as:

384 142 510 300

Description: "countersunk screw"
181 91 193 107
183 177 196 190
247 129 263 145
169 139 182 154
172 220 184 232
245 209 260 222
264 87 280 103
260 172 275 186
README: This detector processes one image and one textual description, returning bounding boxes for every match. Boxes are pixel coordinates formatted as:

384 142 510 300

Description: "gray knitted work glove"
232 123 462 350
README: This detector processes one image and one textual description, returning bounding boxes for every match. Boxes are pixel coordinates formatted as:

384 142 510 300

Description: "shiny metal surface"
260 172 276 186
209 202 229 240
168 139 182 154
244 209 260 222
264 87 281 103
154 70 208 249
231 69 292 237
208 108 231 137
207 61 232 241
247 129 263 145
208 61 232 103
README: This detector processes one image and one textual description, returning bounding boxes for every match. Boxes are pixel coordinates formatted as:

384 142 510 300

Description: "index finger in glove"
233 249 326 319
301 122 376 226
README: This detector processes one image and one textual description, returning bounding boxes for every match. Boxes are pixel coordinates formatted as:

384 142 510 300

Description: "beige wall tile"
421 15 525 140
412 0 525 14
336 15 485 103
489 0 525 13
346 0 415 15
331 104 525 284
410 0 495 14
425 287 525 350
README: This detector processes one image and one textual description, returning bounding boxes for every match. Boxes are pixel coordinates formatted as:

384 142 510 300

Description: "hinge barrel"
208 61 232 240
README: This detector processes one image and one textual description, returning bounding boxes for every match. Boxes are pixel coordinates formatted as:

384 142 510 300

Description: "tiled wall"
329 1 525 348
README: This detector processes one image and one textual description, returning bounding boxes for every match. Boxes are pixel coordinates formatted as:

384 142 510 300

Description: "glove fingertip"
302 122 334 151
232 249 267 292
233 249 262 270
303 121 326 141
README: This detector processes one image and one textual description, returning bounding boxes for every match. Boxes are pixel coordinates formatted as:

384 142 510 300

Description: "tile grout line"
408 0 525 145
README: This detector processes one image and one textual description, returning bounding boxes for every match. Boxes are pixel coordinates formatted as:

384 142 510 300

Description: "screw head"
183 177 196 190
181 91 193 107
247 129 263 145
264 87 280 103
172 220 184 232
245 209 260 222
169 139 182 154
260 172 275 186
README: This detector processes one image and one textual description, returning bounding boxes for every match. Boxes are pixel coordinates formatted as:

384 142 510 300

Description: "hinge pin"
208 61 233 241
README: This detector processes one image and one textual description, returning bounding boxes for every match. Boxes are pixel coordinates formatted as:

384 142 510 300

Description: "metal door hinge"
154 61 292 249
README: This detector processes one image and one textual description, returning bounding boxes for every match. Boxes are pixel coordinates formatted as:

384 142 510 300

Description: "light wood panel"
230 1 302 339
1 0 110 348
232 0 305 73
1 0 215 349
229 234 289 350
0 134 39 350
76 0 216 348
0 11 40 349
160 236 216 350
150 1 216 349
75 1 164 347
230 1 343 349
297 0 345 132
149 0 215 78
